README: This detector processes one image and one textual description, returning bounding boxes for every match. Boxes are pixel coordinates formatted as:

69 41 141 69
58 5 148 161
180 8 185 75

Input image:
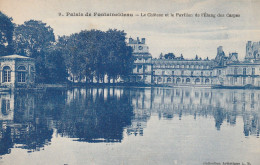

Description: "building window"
30 66 35 82
243 68 246 75
186 78 190 83
18 66 26 82
234 67 238 75
143 65 147 71
158 77 162 82
252 68 255 75
172 71 174 75
1 99 10 116
153 71 155 75
176 78 181 83
162 71 165 75
218 70 221 75
191 71 193 76
243 77 246 85
2 66 11 83
181 70 184 75
205 78 210 84
137 65 142 73
195 78 200 83
167 77 171 82
201 71 203 76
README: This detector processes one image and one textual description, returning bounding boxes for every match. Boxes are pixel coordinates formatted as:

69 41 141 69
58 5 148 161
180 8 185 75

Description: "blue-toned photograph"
0 0 259 164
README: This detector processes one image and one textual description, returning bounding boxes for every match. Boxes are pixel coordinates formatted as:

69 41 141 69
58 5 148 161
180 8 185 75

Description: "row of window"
155 77 211 84
232 68 255 75
2 66 34 83
230 77 255 85
155 71 213 76
153 64 212 69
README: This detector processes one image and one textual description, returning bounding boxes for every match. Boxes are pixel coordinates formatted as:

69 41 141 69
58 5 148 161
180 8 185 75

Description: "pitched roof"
0 54 32 59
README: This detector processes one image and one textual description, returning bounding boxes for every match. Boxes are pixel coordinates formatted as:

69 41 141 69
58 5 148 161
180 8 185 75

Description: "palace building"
128 37 260 88
128 37 153 84
0 55 35 88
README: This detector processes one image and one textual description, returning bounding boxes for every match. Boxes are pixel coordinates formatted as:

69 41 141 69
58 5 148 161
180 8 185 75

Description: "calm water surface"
0 87 259 165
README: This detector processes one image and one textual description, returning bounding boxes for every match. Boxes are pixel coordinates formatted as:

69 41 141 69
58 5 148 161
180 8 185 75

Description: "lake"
0 87 259 165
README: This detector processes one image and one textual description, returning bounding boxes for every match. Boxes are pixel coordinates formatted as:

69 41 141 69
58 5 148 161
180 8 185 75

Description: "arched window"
205 78 210 84
17 66 26 82
176 78 181 83
186 78 191 83
167 77 171 82
195 78 200 83
2 66 11 83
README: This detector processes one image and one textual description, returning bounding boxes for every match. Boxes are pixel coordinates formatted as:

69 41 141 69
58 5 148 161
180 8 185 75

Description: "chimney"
137 37 140 43
217 46 223 54
141 38 145 44
129 37 133 44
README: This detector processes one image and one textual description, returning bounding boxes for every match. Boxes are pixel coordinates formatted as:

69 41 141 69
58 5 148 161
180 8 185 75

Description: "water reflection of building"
129 88 259 136
0 92 53 156
0 93 14 121
0 87 259 156
126 89 151 136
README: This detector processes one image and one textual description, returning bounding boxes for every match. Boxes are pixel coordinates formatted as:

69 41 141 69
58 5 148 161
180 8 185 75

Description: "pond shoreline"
1 83 260 92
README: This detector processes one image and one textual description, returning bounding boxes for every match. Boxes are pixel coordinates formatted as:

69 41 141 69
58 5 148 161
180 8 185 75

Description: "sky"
0 0 260 59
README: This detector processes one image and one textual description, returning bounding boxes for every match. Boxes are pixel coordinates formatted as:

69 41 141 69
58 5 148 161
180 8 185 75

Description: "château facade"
128 37 260 88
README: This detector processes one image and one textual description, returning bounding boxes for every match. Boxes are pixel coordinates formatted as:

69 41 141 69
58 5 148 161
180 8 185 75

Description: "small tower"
127 37 152 84
245 41 260 62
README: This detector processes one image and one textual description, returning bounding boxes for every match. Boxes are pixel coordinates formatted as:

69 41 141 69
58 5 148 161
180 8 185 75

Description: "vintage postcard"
0 0 259 165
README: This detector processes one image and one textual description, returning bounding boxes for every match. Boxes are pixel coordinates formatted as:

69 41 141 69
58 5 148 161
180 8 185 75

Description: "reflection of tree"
56 88 134 142
0 87 259 157
213 108 225 130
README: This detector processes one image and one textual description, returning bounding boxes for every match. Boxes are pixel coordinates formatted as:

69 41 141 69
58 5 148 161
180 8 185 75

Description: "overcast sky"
1 0 260 59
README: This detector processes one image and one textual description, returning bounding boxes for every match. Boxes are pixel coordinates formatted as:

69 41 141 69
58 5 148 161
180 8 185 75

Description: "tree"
159 53 163 59
44 46 68 83
59 29 133 83
13 20 56 83
0 12 14 56
13 20 55 57
104 29 132 83
164 53 175 59
57 34 89 82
